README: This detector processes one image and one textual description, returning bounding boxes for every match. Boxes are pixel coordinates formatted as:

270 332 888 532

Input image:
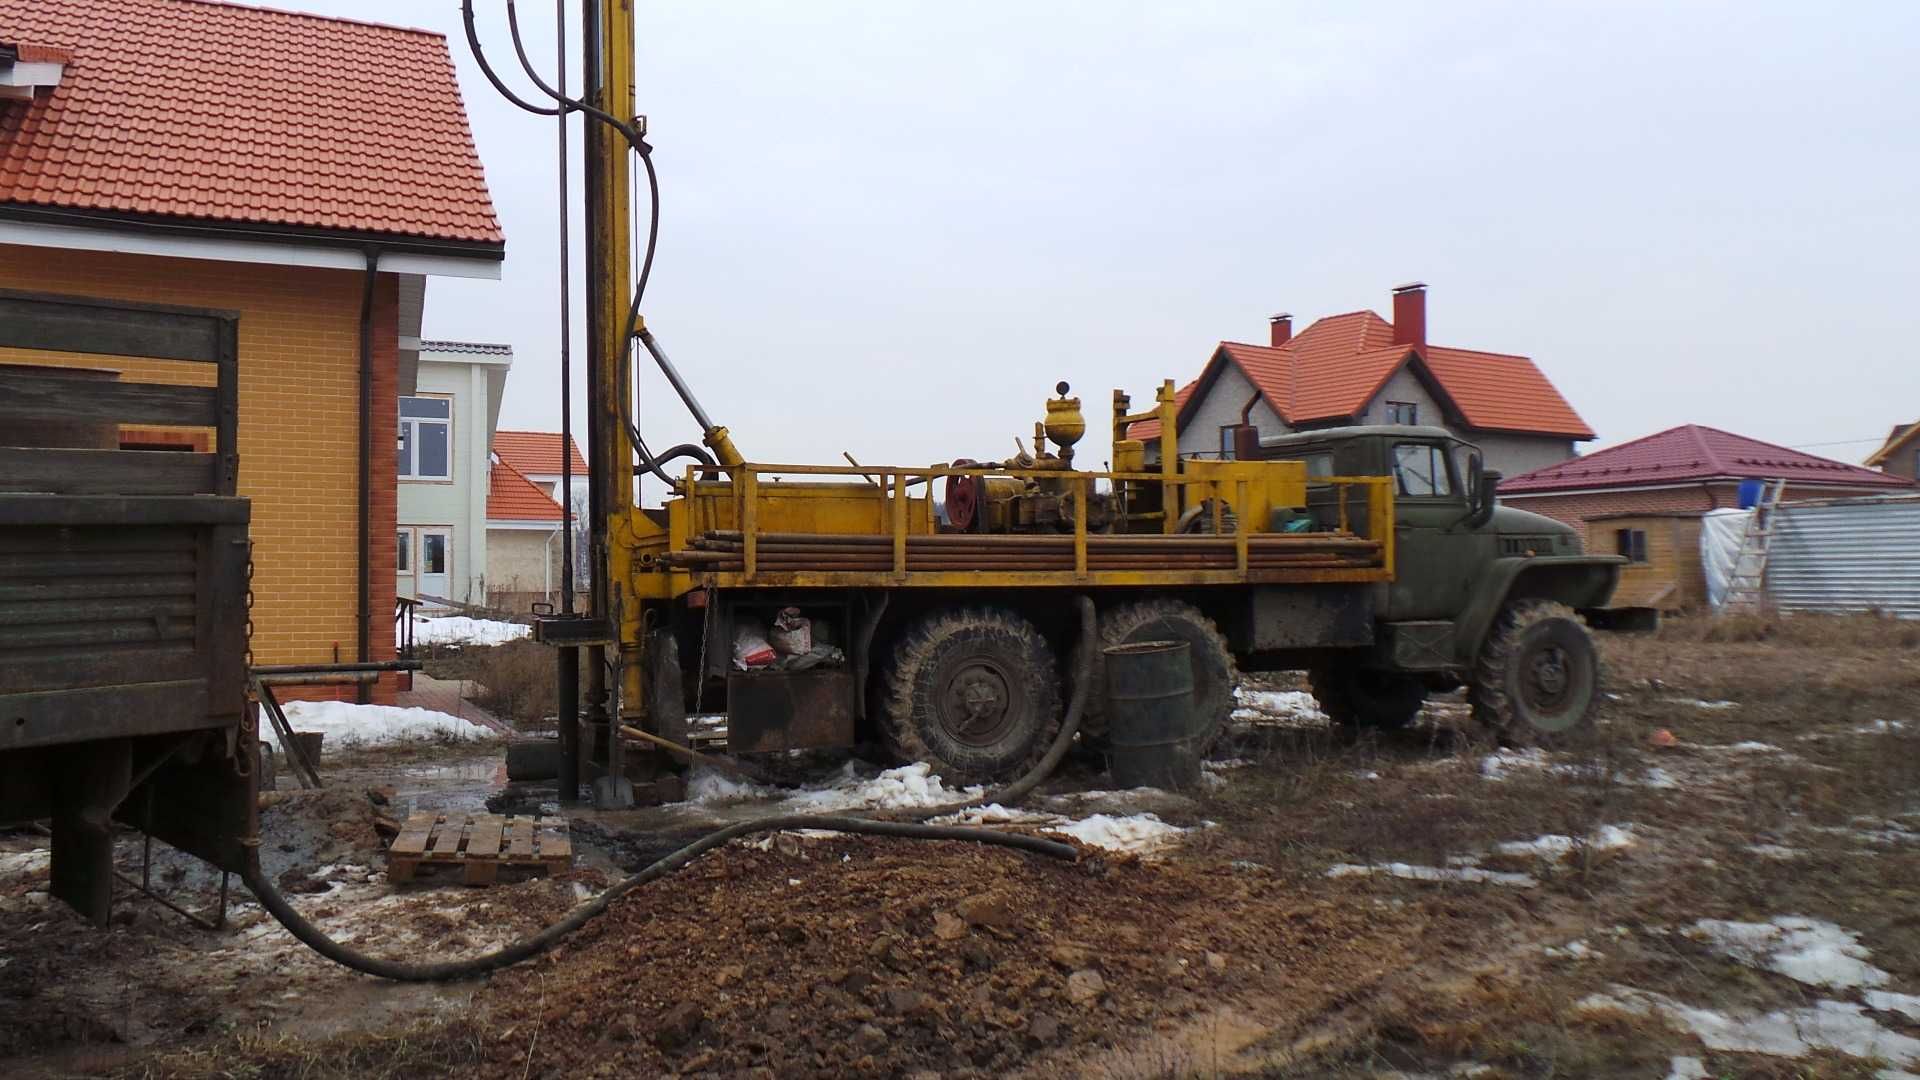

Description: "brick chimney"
1391 282 1426 347
1268 313 1293 347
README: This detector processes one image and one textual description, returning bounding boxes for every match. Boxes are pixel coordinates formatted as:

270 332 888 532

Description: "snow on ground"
1687 916 1889 990
0 850 50 878
1325 862 1538 888
782 763 985 812
408 615 530 647
1584 988 1920 1066
1231 686 1327 725
1868 991 1920 1023
278 700 500 748
1479 748 1550 780
1046 813 1188 854
1670 698 1739 710
1665 1056 1709 1080
1495 824 1635 860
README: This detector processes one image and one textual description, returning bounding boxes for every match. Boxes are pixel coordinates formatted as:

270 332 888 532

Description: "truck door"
1386 440 1479 619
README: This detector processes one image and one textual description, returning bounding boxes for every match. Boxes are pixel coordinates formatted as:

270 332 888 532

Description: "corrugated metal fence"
1767 495 1920 619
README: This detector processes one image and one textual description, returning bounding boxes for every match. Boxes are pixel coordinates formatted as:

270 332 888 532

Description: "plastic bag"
769 606 812 656
731 616 776 669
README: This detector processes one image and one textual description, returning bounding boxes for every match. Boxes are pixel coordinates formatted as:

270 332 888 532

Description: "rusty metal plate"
726 670 856 754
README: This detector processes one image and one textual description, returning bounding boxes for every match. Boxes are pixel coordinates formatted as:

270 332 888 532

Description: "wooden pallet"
386 811 572 886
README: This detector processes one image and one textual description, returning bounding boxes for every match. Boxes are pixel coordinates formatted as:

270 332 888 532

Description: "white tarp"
1701 507 1752 610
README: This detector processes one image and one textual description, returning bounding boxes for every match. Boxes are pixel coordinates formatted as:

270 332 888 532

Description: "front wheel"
880 608 1061 784
1469 601 1600 746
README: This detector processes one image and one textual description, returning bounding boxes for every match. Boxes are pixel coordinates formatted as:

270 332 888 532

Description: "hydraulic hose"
241 597 1100 982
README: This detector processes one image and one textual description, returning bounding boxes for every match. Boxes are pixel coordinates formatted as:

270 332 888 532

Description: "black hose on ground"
241 597 1100 982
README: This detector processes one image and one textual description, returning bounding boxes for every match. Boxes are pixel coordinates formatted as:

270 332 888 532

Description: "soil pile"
478 835 1413 1078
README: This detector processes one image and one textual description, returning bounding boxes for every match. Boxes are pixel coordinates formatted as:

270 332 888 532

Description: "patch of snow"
1545 939 1600 961
782 762 984 812
1859 720 1908 734
277 700 499 748
684 767 776 804
0 850 50 877
1203 758 1253 772
1670 698 1739 710
1047 812 1187 855
1589 987 1920 1066
1866 991 1920 1023
1746 844 1802 859
1880 1070 1920 1080
1231 686 1327 724
1688 916 1889 990
1326 862 1537 888
1480 748 1549 780
1496 824 1635 860
409 615 530 647
1717 741 1781 752
1665 1058 1709 1080
1637 766 1680 790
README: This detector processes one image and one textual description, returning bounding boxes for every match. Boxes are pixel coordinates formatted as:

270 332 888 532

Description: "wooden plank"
505 818 535 860
537 820 572 869
0 290 235 363
427 816 466 858
0 679 208 751
0 494 250 528
0 449 215 496
0 372 218 428
389 813 436 857
465 814 504 859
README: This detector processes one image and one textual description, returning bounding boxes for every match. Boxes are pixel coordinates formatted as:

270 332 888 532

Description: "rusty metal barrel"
1102 639 1202 790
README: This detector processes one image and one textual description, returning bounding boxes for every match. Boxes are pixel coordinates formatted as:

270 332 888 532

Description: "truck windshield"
1392 442 1453 497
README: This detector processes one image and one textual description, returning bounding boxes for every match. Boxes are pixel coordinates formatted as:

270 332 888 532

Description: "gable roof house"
494 429 589 509
1137 284 1593 478
1865 421 1920 481
0 0 503 703
485 454 568 613
398 342 511 612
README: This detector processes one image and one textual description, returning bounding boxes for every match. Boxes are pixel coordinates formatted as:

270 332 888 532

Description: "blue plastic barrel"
1737 478 1765 509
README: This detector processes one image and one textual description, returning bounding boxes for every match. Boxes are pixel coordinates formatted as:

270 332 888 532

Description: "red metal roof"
1502 425 1916 494
493 430 587 478
0 0 502 247
487 456 565 523
1133 309 1592 441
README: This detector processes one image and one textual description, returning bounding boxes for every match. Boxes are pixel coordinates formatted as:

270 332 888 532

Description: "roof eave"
0 203 505 261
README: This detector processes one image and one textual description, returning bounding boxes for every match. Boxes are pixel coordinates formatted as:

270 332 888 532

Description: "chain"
244 542 257 670
692 591 714 715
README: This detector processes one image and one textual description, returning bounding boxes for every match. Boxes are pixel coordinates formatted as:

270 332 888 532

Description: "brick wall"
0 244 398 703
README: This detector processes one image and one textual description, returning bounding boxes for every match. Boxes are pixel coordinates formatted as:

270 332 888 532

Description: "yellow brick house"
0 1 505 701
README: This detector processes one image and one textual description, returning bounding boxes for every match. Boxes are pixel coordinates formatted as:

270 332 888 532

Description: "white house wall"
397 358 492 605
1176 362 1287 458
1471 432 1576 476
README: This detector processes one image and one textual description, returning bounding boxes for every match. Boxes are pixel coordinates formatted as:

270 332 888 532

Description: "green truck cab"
1240 424 1624 744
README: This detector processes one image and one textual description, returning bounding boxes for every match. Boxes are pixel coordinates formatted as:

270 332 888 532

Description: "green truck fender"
1453 555 1626 666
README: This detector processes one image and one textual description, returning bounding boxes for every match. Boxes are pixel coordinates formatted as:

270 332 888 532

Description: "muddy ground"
2 615 1917 1078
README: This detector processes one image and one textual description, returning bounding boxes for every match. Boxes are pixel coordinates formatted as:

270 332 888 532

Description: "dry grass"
1653 611 1920 649
105 1018 491 1080
423 639 557 731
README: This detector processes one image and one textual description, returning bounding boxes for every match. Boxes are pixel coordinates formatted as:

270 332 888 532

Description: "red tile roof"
487 456 565 523
0 0 502 247
1502 425 1916 494
1133 309 1591 441
493 430 587 478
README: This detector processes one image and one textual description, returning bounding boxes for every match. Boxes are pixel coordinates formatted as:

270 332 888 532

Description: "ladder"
1721 478 1786 613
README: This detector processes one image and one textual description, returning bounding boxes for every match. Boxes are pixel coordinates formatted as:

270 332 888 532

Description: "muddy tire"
1308 664 1425 730
880 608 1061 784
1469 601 1600 747
1081 599 1237 754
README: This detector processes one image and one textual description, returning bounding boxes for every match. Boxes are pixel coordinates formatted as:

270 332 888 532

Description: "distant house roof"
1864 421 1918 468
486 456 564 523
0 0 503 249
493 430 587 479
1133 309 1591 441
1502 425 1916 495
421 340 514 356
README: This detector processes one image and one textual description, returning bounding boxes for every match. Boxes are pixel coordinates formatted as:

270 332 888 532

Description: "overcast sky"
338 2 1917 485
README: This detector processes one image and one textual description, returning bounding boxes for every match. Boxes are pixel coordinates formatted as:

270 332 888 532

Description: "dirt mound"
478 835 1410 1078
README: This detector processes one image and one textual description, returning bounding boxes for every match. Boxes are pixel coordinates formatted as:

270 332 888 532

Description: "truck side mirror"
1467 461 1502 529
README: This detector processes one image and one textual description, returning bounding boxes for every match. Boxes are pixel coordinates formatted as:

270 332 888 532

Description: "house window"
422 532 448 575
1302 452 1334 479
1391 442 1453 497
396 531 411 572
1386 401 1419 425
1218 425 1251 460
1615 528 1648 563
398 396 453 480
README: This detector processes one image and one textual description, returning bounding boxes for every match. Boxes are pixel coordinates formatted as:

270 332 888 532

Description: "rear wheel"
880 608 1061 784
1470 601 1600 746
1308 663 1425 730
1081 599 1237 754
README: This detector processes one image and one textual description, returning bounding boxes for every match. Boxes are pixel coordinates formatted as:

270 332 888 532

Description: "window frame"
1385 400 1419 426
1218 424 1252 461
398 394 455 482
395 530 411 573
1614 527 1649 563
1390 441 1455 499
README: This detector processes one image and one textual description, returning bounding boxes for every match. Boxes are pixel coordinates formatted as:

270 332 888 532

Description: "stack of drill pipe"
661 530 1381 573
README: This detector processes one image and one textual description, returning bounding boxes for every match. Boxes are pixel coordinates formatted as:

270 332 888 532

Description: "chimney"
1268 313 1292 348
0 44 71 100
1391 282 1426 347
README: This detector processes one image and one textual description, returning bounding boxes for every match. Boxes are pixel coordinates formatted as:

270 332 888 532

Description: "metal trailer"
0 290 255 925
